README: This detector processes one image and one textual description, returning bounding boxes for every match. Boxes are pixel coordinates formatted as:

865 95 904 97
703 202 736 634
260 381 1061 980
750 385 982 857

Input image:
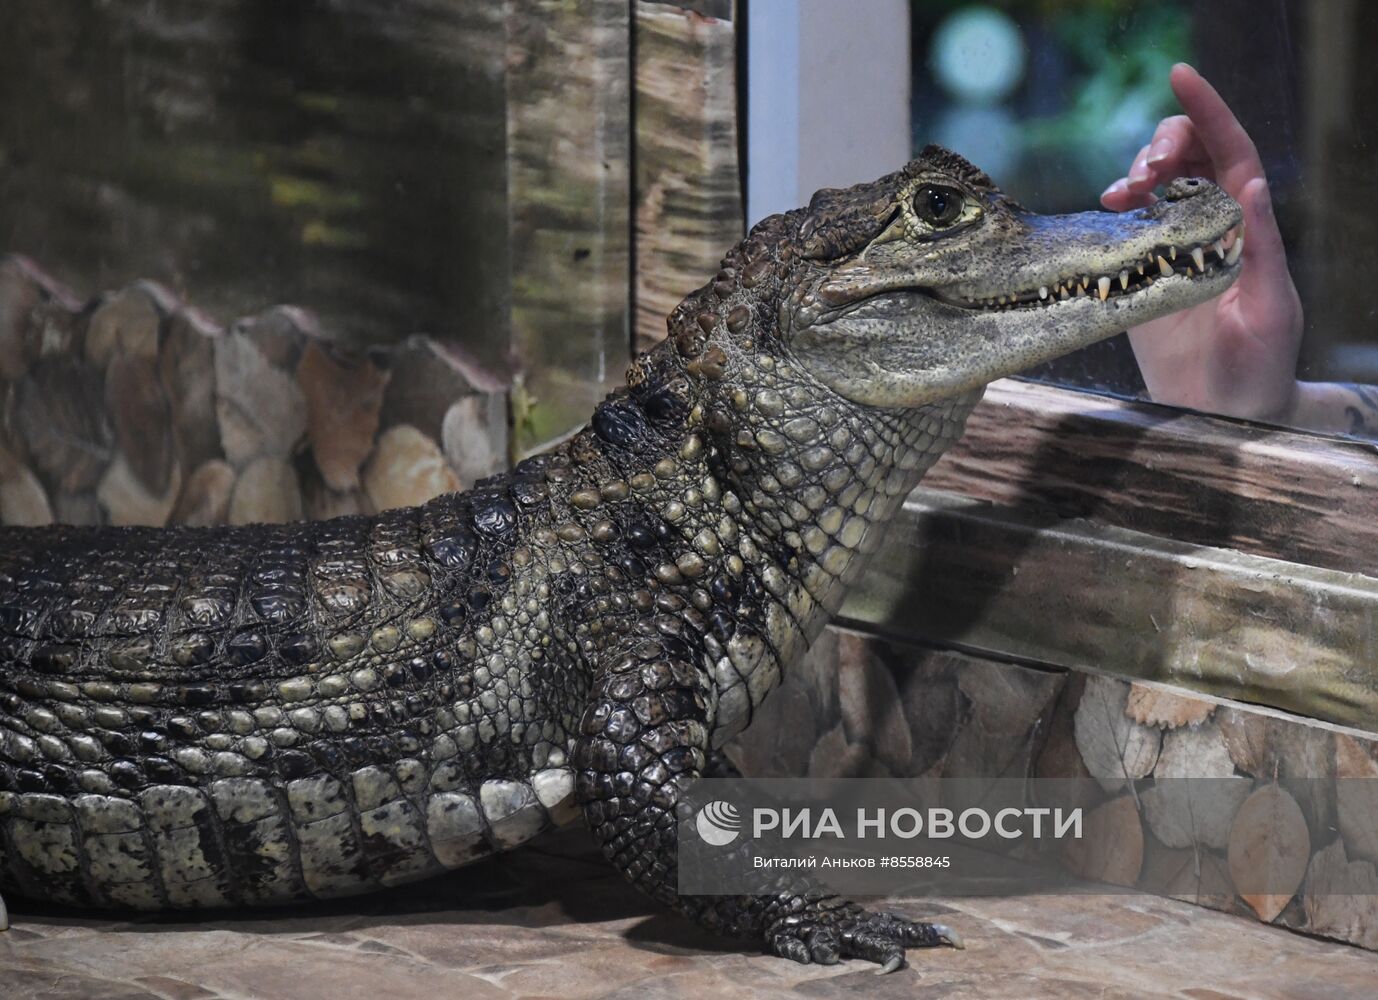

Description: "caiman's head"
762 145 1243 406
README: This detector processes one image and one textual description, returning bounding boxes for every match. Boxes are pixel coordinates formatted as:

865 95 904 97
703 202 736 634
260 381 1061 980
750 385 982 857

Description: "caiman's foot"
0 889 8 931
767 906 963 974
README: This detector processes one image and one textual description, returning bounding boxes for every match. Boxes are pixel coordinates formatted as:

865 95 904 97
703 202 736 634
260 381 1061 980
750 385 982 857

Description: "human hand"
1100 63 1303 422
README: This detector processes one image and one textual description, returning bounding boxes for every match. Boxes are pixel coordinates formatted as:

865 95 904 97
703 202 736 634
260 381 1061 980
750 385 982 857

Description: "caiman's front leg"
573 627 963 972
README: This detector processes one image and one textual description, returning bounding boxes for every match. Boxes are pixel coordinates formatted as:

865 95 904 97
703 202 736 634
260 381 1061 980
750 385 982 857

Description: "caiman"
0 147 1243 971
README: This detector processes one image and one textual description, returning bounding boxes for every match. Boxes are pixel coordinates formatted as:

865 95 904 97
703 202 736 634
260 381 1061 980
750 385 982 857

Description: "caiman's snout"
1156 175 1245 265
937 175 1244 311
1163 175 1214 201
783 150 1245 409
1145 174 1244 260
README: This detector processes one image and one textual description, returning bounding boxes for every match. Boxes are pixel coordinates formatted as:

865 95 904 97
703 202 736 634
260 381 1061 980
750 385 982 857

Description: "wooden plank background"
505 0 632 455
851 377 1378 731
841 485 1378 733
927 379 1378 577
633 3 744 353
730 625 1378 950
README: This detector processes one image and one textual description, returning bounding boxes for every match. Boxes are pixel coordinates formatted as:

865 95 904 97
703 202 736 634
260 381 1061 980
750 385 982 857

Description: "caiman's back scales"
0 486 589 906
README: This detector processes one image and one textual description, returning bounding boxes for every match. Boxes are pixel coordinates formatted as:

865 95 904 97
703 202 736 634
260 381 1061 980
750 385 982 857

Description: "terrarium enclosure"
2 0 1378 993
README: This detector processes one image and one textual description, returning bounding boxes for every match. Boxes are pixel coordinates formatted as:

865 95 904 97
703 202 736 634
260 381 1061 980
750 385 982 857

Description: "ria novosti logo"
693 803 1083 846
694 800 743 846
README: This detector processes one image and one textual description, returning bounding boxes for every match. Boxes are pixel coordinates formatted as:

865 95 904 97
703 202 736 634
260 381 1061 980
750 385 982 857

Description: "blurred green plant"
915 0 1192 207
1023 2 1190 184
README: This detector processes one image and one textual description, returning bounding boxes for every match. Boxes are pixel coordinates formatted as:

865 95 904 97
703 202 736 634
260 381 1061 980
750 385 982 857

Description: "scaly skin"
0 147 1242 969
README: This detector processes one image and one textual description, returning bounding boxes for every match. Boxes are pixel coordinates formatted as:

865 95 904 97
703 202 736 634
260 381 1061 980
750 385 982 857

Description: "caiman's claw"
876 954 905 975
932 922 964 949
0 889 9 931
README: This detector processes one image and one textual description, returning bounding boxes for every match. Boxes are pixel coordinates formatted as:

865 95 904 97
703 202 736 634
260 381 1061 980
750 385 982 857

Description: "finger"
1144 116 1197 168
1143 116 1216 182
1126 143 1155 189
1101 177 1160 210
1101 178 1157 212
1126 150 1214 196
1170 63 1266 192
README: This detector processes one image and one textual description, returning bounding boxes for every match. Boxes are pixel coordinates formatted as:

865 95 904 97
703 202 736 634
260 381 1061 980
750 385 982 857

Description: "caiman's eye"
868 179 981 249
913 184 965 227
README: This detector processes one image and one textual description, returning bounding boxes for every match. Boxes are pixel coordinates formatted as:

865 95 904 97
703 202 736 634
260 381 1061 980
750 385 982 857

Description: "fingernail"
1128 162 1152 184
1146 138 1174 164
1100 179 1128 200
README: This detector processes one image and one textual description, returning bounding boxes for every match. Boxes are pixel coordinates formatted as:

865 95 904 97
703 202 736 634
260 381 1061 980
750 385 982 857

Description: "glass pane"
0 1 510 360
911 1 1378 438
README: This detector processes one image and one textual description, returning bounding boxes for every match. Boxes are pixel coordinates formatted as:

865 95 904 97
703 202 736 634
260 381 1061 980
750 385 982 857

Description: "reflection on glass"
912 1 1378 440
0 2 511 360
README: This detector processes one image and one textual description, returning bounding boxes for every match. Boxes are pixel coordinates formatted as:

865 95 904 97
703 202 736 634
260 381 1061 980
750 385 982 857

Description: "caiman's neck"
646 276 984 636
619 310 980 749
578 237 985 746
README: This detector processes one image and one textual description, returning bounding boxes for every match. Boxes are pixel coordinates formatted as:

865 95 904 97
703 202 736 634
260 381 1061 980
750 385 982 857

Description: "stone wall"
0 255 506 529
730 629 1378 952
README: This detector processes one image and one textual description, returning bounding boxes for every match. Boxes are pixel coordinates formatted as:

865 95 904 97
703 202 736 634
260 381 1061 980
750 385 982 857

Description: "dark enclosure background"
0 1 511 360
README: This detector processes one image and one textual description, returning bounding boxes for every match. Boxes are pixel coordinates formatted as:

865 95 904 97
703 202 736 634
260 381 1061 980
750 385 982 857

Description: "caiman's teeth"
1226 233 1244 265
973 231 1236 312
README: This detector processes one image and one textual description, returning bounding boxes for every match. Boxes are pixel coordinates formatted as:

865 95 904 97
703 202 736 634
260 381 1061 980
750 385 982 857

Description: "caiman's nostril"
1165 176 1210 200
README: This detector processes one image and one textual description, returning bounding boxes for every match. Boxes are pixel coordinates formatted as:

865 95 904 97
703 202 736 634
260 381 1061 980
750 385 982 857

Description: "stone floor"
2 829 1375 1000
